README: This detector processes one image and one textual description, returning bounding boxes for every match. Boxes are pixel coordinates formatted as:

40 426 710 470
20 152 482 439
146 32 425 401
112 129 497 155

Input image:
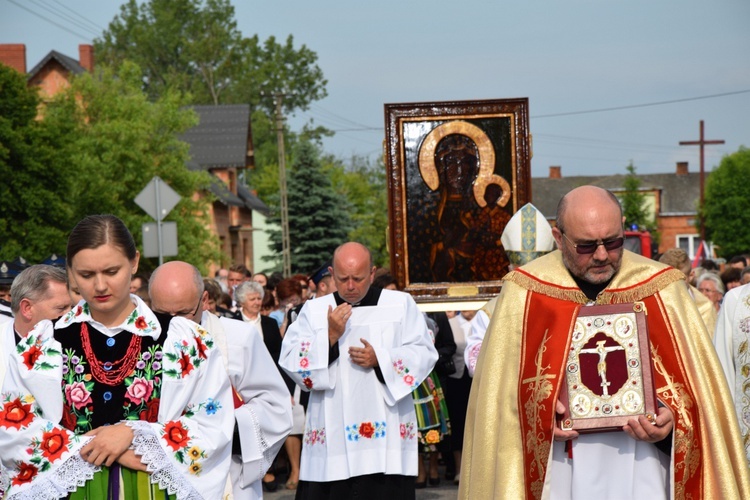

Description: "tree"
96 0 244 104
96 0 332 271
620 163 651 229
95 0 327 113
42 62 222 273
330 155 389 267
228 34 328 116
702 147 750 258
0 64 78 261
266 140 351 274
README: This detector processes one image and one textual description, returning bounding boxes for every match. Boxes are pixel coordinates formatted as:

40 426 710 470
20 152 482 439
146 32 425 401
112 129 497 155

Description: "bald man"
460 186 750 499
149 261 292 500
279 242 438 500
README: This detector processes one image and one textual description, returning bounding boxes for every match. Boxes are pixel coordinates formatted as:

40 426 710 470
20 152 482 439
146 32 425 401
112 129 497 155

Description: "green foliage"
702 147 750 258
95 0 328 113
266 140 351 274
96 0 245 105
229 34 328 116
0 65 77 261
621 163 650 228
620 163 658 243
95 0 333 272
330 155 390 267
41 62 221 273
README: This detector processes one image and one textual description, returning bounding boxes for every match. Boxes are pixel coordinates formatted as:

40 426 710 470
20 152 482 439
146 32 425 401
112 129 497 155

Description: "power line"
51 0 105 33
310 104 376 130
532 90 750 119
306 89 750 136
30 0 101 36
535 137 729 157
7 0 91 40
534 133 677 150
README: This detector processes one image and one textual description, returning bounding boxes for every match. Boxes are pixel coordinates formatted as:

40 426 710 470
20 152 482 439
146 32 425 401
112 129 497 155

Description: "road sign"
142 222 178 258
134 176 181 221
135 177 181 264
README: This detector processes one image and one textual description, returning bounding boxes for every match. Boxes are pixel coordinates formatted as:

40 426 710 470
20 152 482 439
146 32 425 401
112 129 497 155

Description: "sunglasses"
562 232 625 255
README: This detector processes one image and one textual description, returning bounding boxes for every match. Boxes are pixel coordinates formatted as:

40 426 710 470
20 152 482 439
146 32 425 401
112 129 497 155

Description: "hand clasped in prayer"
349 338 378 368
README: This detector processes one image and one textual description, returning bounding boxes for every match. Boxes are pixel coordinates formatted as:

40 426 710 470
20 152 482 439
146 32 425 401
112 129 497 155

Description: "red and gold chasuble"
460 250 750 500
516 288 705 499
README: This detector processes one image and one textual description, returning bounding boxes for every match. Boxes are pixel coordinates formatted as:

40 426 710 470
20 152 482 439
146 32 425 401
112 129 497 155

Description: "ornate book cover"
559 302 658 432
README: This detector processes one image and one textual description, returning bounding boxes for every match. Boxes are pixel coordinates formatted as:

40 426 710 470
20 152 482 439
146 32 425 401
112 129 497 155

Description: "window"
676 234 702 259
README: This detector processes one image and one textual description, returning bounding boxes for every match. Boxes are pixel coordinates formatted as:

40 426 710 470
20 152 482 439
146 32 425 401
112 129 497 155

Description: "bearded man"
460 186 750 499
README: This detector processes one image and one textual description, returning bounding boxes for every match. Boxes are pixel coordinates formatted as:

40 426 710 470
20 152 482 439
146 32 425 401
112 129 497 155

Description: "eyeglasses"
562 232 625 255
153 299 202 319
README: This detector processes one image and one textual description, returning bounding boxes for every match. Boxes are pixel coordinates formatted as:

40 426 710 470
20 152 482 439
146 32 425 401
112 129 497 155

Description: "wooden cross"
679 120 725 241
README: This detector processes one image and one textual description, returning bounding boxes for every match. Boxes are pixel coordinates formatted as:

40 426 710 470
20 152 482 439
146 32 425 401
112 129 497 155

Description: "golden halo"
417 120 510 208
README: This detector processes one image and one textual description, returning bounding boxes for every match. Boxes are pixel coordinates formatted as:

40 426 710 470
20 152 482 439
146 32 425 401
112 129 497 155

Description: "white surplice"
201 312 292 499
714 282 750 464
278 289 438 482
448 314 470 379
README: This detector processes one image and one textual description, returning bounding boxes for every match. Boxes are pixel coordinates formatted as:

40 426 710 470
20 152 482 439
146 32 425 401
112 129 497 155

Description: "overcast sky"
2 0 748 179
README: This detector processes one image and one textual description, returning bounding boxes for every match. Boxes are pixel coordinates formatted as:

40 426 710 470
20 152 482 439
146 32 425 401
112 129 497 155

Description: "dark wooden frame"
559 302 657 433
384 98 531 304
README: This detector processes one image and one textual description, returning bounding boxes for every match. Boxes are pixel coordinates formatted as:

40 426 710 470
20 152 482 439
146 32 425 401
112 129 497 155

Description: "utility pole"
679 120 724 241
274 93 292 276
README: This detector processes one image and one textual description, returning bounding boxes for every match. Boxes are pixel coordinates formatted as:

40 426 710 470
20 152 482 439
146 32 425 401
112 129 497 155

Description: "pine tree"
267 140 352 274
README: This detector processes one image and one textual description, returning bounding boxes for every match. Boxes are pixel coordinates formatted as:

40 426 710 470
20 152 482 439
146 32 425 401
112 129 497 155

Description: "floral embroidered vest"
54 314 171 435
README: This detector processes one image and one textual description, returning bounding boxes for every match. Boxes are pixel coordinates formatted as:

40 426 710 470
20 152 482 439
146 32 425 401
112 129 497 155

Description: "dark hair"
229 263 251 277
132 272 149 286
372 270 398 290
261 290 276 311
267 272 283 291
720 267 742 289
729 255 748 266
203 278 223 303
67 215 137 265
700 259 719 271
219 292 232 309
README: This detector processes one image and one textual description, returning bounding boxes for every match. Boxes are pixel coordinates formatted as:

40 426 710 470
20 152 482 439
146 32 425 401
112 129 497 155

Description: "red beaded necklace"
80 322 142 386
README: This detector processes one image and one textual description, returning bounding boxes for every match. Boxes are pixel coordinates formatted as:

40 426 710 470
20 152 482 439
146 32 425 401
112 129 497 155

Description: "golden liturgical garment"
459 250 750 499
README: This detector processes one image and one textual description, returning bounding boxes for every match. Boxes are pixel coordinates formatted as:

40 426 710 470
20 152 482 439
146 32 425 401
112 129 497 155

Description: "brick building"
180 104 269 274
0 44 266 273
532 162 705 258
0 43 93 100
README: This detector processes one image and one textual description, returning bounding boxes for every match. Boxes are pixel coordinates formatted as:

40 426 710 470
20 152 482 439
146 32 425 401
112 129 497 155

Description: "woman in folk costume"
412 314 451 488
0 214 233 499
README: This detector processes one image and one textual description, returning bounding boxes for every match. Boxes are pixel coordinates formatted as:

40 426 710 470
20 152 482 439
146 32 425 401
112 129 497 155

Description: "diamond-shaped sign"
134 176 181 221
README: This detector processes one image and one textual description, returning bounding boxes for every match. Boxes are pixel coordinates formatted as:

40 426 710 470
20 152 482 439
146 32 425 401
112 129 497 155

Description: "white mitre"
501 202 555 267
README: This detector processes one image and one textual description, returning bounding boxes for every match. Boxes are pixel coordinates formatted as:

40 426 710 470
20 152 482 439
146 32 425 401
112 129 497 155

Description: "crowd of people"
2 185 750 499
